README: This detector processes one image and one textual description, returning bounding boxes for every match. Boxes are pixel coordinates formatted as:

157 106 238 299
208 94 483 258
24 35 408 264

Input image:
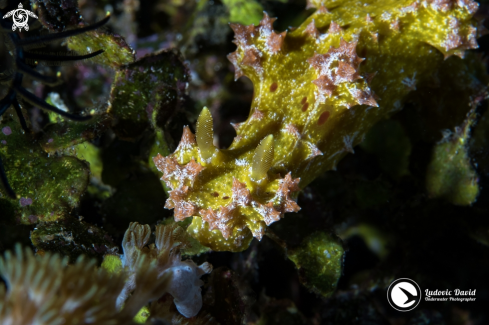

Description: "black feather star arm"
14 14 110 47
0 6 110 198
0 155 15 199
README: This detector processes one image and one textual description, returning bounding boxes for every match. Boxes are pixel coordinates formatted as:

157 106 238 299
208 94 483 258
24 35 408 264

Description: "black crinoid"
0 2 110 199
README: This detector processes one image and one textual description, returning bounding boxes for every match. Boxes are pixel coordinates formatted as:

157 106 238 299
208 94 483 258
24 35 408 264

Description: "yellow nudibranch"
154 0 480 251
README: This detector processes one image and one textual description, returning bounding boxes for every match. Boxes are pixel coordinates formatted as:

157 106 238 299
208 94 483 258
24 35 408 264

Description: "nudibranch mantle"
154 0 480 251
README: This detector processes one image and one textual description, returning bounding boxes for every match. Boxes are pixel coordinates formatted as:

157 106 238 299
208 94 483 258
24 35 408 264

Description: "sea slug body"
154 0 480 252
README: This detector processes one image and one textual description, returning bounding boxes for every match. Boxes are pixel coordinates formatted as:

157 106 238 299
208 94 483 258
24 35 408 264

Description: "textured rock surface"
67 18 135 68
108 49 189 140
0 121 90 224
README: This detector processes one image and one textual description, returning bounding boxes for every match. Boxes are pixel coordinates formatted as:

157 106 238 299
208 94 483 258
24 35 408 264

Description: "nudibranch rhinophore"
154 0 481 251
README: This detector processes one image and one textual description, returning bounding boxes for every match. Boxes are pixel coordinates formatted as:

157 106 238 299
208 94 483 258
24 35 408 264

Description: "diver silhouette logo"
2 3 38 32
387 278 421 311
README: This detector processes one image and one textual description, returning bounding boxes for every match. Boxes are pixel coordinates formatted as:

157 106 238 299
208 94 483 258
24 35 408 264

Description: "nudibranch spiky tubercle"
153 121 301 251
154 0 480 251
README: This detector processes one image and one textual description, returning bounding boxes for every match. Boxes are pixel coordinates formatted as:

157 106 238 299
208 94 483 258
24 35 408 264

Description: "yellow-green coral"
153 0 480 251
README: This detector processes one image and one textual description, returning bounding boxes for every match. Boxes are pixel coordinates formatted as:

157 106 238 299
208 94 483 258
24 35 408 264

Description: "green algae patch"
427 142 479 206
101 254 123 275
31 215 116 264
75 142 103 181
134 306 150 324
0 121 90 224
74 142 112 200
222 0 263 26
426 112 480 206
67 24 135 68
288 232 344 297
40 114 110 154
108 49 190 140
361 120 411 179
